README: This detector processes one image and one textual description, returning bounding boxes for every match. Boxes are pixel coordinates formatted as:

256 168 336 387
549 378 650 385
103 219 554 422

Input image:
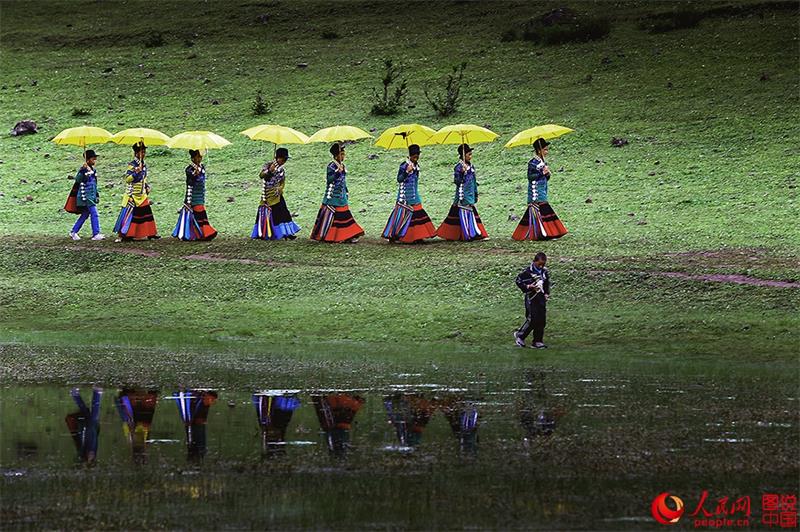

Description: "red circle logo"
651 492 685 525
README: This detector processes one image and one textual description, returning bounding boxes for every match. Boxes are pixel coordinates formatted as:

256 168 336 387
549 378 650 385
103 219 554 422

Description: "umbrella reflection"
173 389 218 462
252 392 301 458
383 393 435 448
115 388 158 464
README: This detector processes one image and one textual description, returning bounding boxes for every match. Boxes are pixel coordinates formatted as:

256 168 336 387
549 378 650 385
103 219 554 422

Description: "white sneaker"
69 231 81 241
91 233 105 241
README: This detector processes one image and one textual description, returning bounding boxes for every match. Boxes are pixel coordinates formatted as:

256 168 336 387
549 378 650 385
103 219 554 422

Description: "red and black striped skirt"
310 205 365 242
64 182 81 214
436 204 488 241
192 205 218 240
512 202 568 240
383 203 437 243
119 200 158 239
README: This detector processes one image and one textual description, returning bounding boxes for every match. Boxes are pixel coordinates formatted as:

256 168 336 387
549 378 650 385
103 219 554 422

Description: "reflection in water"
64 387 102 465
384 393 435 448
312 393 365 456
252 392 301 457
438 394 480 454
518 370 565 445
173 389 218 462
115 388 158 464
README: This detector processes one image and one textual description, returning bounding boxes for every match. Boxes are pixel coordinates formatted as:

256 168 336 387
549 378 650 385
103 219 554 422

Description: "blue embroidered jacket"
185 163 207 206
527 158 549 203
453 162 478 206
396 160 421 205
75 165 99 207
323 161 348 207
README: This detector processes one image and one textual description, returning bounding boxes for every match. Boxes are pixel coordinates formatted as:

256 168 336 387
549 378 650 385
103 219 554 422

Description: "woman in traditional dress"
512 138 568 240
251 147 301 240
173 149 218 241
382 144 437 244
66 150 104 241
114 142 159 241
435 144 488 241
310 143 365 243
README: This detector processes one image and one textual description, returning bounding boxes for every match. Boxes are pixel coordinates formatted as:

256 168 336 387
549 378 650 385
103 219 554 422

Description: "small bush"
144 32 165 48
424 62 467 118
252 91 271 116
523 15 610 45
370 59 408 116
71 108 91 117
321 30 339 40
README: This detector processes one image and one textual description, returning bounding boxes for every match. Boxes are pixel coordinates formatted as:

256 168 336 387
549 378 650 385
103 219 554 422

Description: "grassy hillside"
0 0 797 368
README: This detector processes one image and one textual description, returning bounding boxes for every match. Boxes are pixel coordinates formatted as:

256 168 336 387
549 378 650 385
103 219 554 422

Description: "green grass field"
0 1 798 528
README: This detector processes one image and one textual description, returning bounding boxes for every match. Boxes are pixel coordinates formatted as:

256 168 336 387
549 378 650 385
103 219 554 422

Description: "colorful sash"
252 205 274 239
315 205 336 239
382 202 414 239
458 205 481 240
524 203 547 240
172 205 203 240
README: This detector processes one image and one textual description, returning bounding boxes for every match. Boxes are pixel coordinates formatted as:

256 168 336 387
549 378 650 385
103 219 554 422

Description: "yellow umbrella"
52 126 113 147
240 124 309 158
374 124 437 150
52 126 113 161
167 131 231 151
111 127 171 146
504 124 574 149
241 124 309 145
427 124 499 147
307 125 373 143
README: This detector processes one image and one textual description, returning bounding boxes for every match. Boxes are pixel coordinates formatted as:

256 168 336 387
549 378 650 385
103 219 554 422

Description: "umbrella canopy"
241 124 310 145
374 124 437 150
167 131 231 150
111 127 171 146
52 126 113 148
504 124 574 149
427 124 499 146
307 125 373 143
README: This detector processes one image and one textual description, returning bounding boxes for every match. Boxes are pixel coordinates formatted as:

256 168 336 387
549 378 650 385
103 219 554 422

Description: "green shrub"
370 59 408 116
424 62 467 118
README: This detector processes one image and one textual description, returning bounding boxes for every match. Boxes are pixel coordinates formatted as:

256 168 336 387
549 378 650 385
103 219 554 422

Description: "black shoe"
532 342 548 349
148 235 162 240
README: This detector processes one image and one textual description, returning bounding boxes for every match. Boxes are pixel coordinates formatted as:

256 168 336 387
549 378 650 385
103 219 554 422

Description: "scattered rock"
666 81 673 89
211 99 220 105
654 160 660 165
144 72 154 78
611 137 628 147
187 53 197 60
256 13 270 24
291 212 299 217
43 153 50 158
30 79 38 86
359 208 367 213
369 127 377 132
226 196 235 202
102 66 114 73
20 179 28 184
601 56 612 65
760 72 769 81
627 212 635 217
327 90 336 96
648 171 656 176
636 220 648 225
508 214 519 221
558 166 564 172
483 124 492 130
10 120 38 136
585 197 593 203
202 78 211 84
24 195 33 202
297 62 308 69
106 183 115 189
594 159 602 164
367 154 378 160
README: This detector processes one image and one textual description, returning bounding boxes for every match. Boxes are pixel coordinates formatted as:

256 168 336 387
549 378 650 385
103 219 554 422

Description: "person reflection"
437 394 479 454
65 387 103 465
115 388 158 464
173 389 218 462
518 369 565 446
383 393 435 448
312 393 365 457
252 393 301 458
